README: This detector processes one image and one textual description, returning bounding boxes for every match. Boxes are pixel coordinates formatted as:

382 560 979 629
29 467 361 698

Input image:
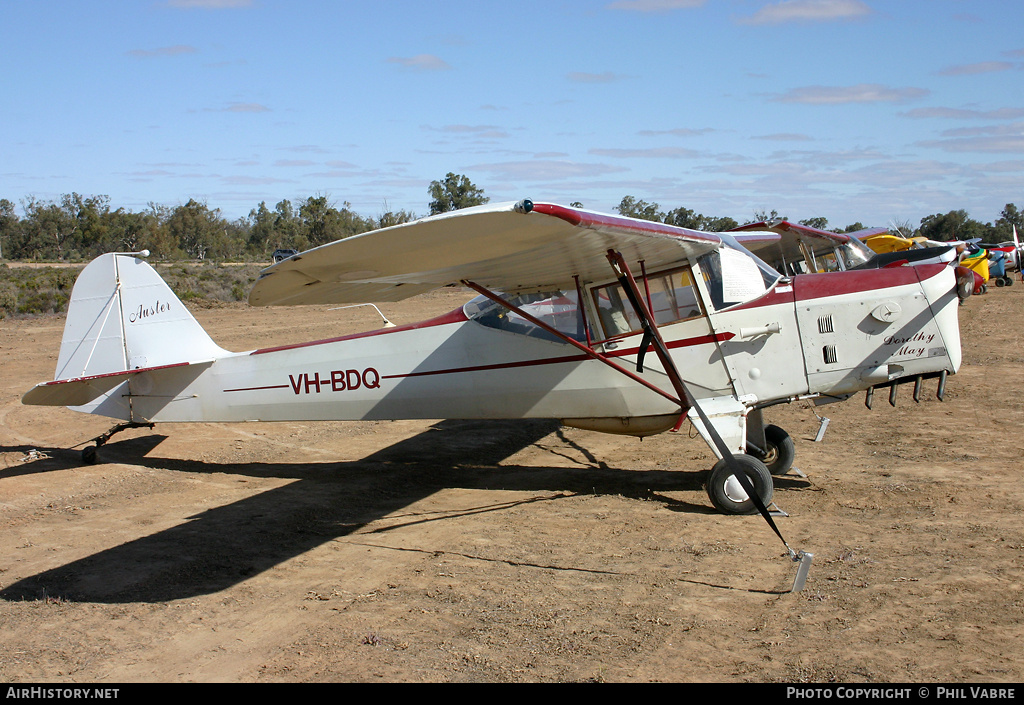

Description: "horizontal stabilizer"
22 360 214 407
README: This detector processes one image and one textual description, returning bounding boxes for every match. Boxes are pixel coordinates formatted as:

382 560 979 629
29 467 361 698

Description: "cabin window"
465 290 587 343
591 266 703 339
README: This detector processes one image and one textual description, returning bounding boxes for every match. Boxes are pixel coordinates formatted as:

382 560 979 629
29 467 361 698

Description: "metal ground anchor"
790 550 814 592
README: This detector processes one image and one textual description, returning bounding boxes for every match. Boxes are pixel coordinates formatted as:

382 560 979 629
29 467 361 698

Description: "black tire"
706 454 774 515
957 275 973 303
1005 277 1014 287
996 277 1005 287
761 424 796 475
82 446 98 465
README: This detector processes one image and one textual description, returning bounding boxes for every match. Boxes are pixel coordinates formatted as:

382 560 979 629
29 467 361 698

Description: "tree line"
0 173 489 262
612 196 1024 244
0 174 1020 262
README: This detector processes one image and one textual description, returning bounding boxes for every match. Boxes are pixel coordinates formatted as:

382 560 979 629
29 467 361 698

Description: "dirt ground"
1 280 1022 684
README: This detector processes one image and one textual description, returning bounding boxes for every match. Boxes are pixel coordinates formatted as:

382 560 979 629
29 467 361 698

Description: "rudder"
54 253 229 381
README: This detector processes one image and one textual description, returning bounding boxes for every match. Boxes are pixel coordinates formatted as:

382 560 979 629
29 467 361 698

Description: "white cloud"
918 122 1024 153
224 103 270 113
127 45 197 58
567 71 627 83
739 0 872 25
638 128 716 137
902 107 1024 120
938 62 1015 76
387 54 452 71
606 0 704 12
424 125 509 139
167 0 253 8
589 147 702 159
772 83 929 105
753 133 814 142
467 160 628 181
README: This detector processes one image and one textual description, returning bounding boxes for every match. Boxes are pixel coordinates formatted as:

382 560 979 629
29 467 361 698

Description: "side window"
465 290 587 343
591 266 703 340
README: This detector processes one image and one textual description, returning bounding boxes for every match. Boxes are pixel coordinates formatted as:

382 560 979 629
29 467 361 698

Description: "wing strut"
605 250 811 586
461 280 685 410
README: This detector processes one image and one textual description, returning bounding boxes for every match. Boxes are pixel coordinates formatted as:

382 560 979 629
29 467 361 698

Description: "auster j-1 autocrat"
23 200 963 584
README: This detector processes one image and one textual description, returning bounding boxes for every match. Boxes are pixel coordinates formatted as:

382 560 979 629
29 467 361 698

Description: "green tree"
248 201 275 254
703 216 739 232
373 206 417 230
105 208 157 255
662 206 702 228
299 196 372 247
616 197 737 231
752 209 787 224
993 203 1023 240
428 173 488 215
918 210 990 242
271 199 304 251
20 196 76 260
0 199 19 260
799 217 829 230
615 195 662 221
167 199 224 260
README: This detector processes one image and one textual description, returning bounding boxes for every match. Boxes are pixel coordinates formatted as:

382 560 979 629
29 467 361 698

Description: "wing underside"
247 201 723 307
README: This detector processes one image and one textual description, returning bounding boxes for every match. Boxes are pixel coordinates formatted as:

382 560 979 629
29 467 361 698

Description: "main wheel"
761 424 796 475
706 454 774 515
957 274 973 302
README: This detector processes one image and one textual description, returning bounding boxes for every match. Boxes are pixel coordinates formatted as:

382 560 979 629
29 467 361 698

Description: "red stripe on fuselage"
229 327 731 393
380 332 732 381
728 263 946 313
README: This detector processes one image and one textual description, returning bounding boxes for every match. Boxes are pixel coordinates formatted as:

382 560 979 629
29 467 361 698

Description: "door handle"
738 322 781 339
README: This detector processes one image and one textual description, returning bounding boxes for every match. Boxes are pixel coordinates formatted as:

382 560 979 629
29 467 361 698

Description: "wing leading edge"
247 201 723 307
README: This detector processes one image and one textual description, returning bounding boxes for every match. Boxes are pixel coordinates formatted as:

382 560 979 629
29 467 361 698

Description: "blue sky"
3 0 1023 230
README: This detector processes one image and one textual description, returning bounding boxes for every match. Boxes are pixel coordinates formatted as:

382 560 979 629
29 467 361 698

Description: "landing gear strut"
80 422 155 464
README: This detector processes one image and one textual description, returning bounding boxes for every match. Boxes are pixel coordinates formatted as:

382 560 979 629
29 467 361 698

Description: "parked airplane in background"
727 219 884 276
730 219 974 303
22 201 964 585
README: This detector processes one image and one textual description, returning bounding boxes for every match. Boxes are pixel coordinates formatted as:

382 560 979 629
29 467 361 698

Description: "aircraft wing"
730 221 884 270
731 220 881 244
248 201 723 306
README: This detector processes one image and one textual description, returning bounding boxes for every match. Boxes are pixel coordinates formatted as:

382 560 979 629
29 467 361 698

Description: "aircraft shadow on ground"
0 419 808 604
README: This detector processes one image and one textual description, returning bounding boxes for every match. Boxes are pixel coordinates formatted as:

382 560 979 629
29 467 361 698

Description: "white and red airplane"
22 201 962 532
728 219 885 276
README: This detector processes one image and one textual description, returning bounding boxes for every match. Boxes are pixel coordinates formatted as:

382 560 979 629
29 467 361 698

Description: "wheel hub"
723 473 750 503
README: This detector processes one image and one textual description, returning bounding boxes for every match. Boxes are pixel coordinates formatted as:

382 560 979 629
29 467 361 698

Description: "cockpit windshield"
697 239 782 311
837 237 875 269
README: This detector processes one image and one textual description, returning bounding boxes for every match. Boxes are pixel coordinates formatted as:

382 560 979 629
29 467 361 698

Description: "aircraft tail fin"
52 252 230 383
